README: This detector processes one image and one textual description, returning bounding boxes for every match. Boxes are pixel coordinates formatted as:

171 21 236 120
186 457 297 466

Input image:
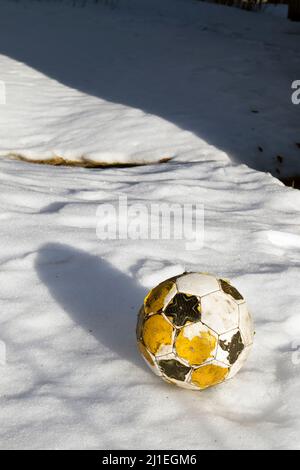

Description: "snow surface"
0 0 299 176
1 156 300 449
262 3 289 19
0 0 300 450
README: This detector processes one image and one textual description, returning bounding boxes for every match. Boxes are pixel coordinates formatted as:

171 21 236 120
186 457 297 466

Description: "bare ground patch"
6 153 172 169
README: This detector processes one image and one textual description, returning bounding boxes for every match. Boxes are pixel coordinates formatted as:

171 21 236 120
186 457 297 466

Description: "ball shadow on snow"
36 242 148 370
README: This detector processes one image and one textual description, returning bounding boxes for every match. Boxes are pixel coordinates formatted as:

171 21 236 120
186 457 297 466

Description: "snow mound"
0 0 299 175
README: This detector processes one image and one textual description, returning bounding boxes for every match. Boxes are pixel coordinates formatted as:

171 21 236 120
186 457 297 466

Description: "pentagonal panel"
239 303 254 347
176 273 220 297
142 314 174 357
157 358 191 382
201 290 239 334
226 344 252 380
190 360 229 389
175 321 218 366
164 292 201 328
216 328 245 366
144 278 177 316
219 279 244 304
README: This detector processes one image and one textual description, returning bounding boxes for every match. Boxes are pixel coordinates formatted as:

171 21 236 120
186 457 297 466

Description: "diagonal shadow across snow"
0 0 299 175
36 242 148 370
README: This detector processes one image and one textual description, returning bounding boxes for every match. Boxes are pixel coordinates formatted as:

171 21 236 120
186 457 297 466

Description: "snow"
262 3 289 19
1 155 300 449
0 0 300 450
0 0 299 176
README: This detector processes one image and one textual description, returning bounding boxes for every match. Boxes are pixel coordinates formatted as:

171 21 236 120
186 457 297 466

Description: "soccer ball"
136 272 254 390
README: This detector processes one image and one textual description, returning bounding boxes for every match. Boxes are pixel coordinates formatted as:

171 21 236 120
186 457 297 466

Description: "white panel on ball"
176 273 220 297
239 303 254 347
201 290 239 334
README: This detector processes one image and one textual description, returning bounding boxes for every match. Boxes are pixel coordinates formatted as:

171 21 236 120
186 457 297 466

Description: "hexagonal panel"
161 375 200 390
216 328 245 366
175 321 218 366
136 305 145 342
189 360 229 389
201 290 239 334
142 313 174 357
164 292 201 328
144 277 177 315
137 341 162 377
176 273 220 298
239 303 254 347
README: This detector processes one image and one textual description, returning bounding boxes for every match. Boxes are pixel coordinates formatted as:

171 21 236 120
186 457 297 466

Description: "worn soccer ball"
136 272 254 390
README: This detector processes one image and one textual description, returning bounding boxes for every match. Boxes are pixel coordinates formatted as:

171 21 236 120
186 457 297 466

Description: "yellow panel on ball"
137 341 155 367
191 363 229 389
142 314 174 356
144 278 177 315
175 322 217 366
